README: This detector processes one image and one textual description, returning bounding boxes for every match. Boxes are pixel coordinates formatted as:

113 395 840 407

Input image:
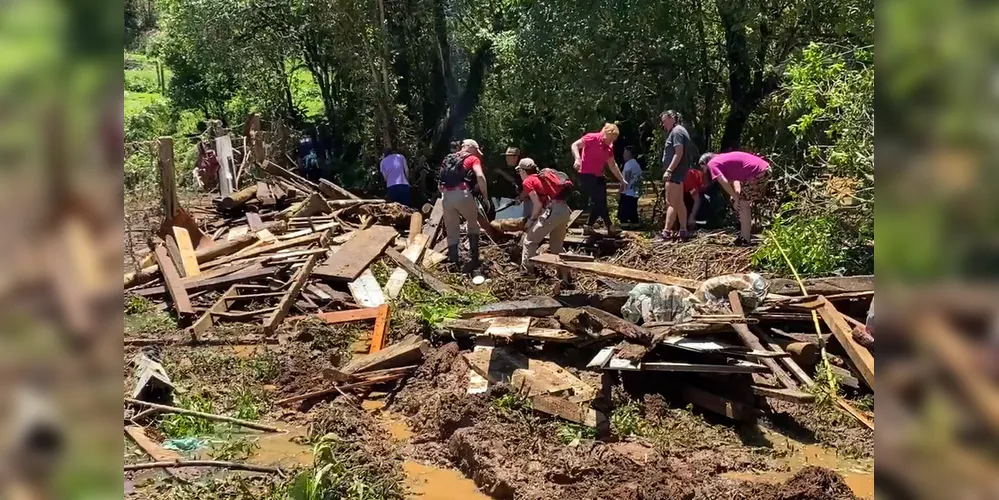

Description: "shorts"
667 164 690 184
741 170 771 202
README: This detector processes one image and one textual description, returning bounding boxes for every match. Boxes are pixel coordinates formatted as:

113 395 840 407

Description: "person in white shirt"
617 146 642 226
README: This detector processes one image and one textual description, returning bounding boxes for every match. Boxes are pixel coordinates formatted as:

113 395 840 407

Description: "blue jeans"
386 184 411 207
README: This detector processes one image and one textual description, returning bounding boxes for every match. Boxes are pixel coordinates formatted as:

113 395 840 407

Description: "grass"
555 423 597 445
288 435 405 500
161 392 219 439
609 402 647 438
124 296 177 336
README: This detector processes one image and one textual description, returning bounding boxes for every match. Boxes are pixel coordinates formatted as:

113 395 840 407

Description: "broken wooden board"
816 297 874 390
462 346 596 402
263 254 319 334
660 336 789 359
369 304 391 354
750 385 816 404
531 394 606 428
189 286 239 337
173 226 200 277
303 307 383 324
461 296 563 319
466 344 494 395
520 327 580 343
383 246 455 295
130 351 174 401
680 386 756 421
125 425 198 481
530 253 700 289
343 334 428 374
587 346 617 368
483 317 532 339
581 306 652 344
216 134 236 196
728 292 799 390
421 199 445 246
384 233 430 299
152 244 194 315
246 212 265 232
348 269 386 308
164 233 187 277
319 178 360 200
606 358 769 374
769 275 874 296
314 226 397 281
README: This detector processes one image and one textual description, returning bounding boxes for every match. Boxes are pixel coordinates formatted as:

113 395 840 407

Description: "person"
618 146 642 226
298 132 320 181
699 151 771 246
571 123 628 235
660 110 693 241
439 139 489 268
380 148 411 207
681 167 707 230
518 158 573 284
503 146 534 221
505 147 521 168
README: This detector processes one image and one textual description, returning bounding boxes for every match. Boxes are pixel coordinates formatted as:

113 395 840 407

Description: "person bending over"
699 151 771 246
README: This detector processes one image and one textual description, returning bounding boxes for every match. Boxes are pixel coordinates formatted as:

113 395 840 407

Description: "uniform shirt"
441 154 483 191
579 132 614 176
707 151 769 182
622 159 642 197
380 154 409 187
682 169 705 196
521 174 550 208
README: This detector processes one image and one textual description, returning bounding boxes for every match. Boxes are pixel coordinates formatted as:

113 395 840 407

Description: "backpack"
439 152 475 189
537 168 573 201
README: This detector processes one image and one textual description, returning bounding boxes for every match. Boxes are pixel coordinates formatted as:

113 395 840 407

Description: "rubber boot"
469 233 481 270
447 244 460 266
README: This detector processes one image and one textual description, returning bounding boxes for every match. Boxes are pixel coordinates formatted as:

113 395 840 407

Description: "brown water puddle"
363 397 488 499
722 429 874 499
246 425 313 468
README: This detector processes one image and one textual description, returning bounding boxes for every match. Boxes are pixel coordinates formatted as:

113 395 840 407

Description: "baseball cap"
515 158 537 171
461 139 483 154
505 147 521 156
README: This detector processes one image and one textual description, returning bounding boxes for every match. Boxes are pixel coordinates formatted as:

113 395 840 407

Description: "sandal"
660 230 675 241
677 230 690 242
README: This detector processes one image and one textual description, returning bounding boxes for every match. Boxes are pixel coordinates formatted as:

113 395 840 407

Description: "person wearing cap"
571 123 628 236
439 139 489 268
698 151 771 246
504 146 534 221
517 158 572 283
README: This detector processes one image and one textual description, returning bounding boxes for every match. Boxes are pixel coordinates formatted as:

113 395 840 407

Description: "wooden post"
158 136 177 219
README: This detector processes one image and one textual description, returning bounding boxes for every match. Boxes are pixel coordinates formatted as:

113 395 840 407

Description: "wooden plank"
587 346 617 368
641 360 769 374
751 385 816 403
369 304 391 354
302 307 382 324
461 296 563 319
520 327 580 343
152 245 194 315
319 178 360 200
385 233 429 299
190 286 238 337
256 182 276 206
173 227 200 277
134 265 276 297
530 253 700 289
343 334 428 374
212 308 276 321
203 231 326 270
752 326 815 386
463 346 596 402
483 316 532 339
728 292 798 390
246 213 264 232
567 209 584 228
816 297 874 390
769 275 874 296
125 426 198 481
421 199 445 248
530 395 605 428
313 226 397 281
157 136 178 218
263 254 319 334
262 160 318 191
680 386 755 421
660 336 788 358
581 306 652 344
163 233 187 277
408 213 423 243
216 135 236 196
227 226 249 241
348 269 386 308
383 246 455 295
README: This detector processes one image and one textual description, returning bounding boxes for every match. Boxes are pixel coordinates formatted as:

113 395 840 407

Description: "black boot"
469 233 481 270
447 244 460 266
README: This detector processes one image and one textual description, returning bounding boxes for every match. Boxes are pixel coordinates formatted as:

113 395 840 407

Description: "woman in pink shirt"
698 151 771 246
570 123 628 235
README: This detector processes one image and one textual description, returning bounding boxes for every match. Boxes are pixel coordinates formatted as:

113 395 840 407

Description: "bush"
752 203 850 277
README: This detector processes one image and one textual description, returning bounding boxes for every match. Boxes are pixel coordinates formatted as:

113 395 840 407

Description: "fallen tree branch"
124 398 284 433
124 460 281 474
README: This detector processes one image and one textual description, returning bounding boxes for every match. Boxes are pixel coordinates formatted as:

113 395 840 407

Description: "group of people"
374 109 772 278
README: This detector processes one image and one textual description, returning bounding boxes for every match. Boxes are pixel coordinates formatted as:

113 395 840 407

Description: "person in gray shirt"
660 110 693 241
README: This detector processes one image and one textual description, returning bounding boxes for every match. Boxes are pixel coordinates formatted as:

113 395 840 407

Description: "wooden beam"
313 226 397 281
728 292 798 390
152 244 193 315
752 326 815 386
530 395 605 428
220 185 258 210
769 275 874 296
385 233 429 299
750 385 816 403
319 178 360 200
408 213 423 243
125 426 197 481
461 296 563 319
581 306 653 344
203 231 325 270
530 253 700 289
133 265 277 297
383 246 455 295
299 307 382 324
173 226 200 277
157 136 177 218
816 297 874 390
163 233 187 277
263 254 318 334
369 304 391 354
681 386 755 421
421 199 444 249
343 334 428 374
190 286 239 337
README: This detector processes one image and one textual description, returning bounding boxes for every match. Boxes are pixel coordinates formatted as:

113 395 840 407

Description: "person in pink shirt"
570 123 628 235
698 151 771 246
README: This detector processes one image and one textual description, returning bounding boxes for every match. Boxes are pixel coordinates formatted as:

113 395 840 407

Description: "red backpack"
537 168 573 202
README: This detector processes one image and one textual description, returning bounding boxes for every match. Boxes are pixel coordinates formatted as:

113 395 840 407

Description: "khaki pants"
442 189 480 246
522 201 571 277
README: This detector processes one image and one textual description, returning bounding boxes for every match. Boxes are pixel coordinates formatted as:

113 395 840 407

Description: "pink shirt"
707 151 770 182
579 132 613 176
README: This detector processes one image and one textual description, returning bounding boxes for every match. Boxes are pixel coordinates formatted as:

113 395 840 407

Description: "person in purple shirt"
380 148 411 207
698 151 771 246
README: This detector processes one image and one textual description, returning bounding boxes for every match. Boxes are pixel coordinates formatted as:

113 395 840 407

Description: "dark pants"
618 194 639 223
579 174 611 227
386 184 411 207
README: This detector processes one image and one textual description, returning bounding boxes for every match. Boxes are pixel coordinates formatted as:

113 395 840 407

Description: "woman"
699 151 771 246
660 110 693 241
571 123 628 235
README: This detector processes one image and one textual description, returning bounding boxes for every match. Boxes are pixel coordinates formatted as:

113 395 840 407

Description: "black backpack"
439 152 475 189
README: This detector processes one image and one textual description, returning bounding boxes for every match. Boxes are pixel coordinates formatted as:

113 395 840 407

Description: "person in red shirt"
570 123 628 236
681 168 707 230
517 158 572 284
439 139 489 268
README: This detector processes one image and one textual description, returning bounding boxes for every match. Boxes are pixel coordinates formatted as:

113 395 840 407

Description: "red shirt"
441 154 483 191
683 169 705 195
579 132 613 176
521 174 550 207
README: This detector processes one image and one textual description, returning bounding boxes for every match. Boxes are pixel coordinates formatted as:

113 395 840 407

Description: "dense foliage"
125 0 874 276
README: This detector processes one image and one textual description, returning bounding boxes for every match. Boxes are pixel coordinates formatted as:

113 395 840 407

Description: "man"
571 123 628 236
517 158 572 284
660 110 693 241
439 139 489 269
699 151 771 246
505 147 521 168
618 146 642 226
380 148 411 207
503 146 534 221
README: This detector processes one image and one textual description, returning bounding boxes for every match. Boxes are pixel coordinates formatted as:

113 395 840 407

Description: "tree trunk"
430 42 494 163
719 103 752 152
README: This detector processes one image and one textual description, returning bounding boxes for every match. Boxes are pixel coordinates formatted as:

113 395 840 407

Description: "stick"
275 373 406 406
124 460 280 474
124 398 284 433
